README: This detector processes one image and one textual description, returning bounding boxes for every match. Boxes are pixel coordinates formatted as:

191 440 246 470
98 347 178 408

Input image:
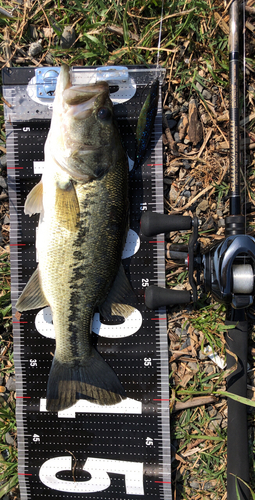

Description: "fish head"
47 65 125 182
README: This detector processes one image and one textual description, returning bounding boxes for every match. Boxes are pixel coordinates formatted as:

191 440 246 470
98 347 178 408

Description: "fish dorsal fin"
99 263 135 320
24 181 43 215
16 267 48 312
55 180 80 231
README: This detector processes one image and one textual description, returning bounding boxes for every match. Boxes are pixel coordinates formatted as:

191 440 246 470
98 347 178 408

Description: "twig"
170 346 195 361
163 113 176 150
196 128 213 159
107 25 139 42
0 193 8 201
167 50 177 95
28 0 53 20
245 6 255 14
127 11 158 20
1 97 12 109
3 28 11 68
17 0 30 42
240 111 255 127
200 99 228 142
172 395 218 412
65 450 77 482
136 46 177 54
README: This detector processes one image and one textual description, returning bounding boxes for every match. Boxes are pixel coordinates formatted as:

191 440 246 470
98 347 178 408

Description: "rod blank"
229 0 241 215
225 316 249 500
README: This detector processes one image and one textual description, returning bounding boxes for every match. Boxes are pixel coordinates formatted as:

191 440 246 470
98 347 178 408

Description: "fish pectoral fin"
15 267 48 312
55 180 80 231
99 263 135 320
46 348 126 412
24 181 43 215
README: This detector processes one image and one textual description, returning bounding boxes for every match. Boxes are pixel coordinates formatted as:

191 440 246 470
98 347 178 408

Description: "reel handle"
141 212 192 237
145 285 191 309
225 318 249 500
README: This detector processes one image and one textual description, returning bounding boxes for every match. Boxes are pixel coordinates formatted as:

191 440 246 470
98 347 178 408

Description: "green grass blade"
215 391 255 407
0 474 18 497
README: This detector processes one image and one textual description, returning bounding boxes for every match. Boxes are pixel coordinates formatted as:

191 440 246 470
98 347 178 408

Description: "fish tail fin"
46 348 126 412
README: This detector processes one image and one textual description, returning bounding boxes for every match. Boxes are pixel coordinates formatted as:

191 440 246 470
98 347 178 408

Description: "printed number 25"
142 278 149 288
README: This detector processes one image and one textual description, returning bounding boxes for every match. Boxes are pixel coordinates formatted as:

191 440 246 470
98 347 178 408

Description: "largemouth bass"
16 65 133 412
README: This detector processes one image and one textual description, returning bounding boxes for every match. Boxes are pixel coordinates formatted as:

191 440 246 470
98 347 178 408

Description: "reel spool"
203 234 255 309
232 264 254 294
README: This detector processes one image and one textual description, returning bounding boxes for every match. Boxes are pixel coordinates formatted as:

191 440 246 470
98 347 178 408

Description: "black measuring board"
3 66 171 500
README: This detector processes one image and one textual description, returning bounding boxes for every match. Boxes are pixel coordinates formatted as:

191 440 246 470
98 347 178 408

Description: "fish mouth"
64 90 109 121
63 82 109 105
63 81 109 120
65 97 97 120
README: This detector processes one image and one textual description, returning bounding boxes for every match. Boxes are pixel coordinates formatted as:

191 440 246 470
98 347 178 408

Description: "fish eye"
97 107 111 120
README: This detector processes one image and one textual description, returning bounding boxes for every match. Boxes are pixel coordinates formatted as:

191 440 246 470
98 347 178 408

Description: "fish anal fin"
15 267 48 312
46 348 126 412
55 180 80 231
24 181 43 215
99 263 135 320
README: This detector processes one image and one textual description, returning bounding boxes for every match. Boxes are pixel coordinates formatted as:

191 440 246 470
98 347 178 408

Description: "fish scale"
3 66 172 499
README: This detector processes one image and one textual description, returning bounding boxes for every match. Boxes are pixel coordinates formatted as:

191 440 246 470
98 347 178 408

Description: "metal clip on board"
141 2 252 499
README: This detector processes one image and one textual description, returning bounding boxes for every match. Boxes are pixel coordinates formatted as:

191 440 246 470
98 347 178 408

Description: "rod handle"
225 320 249 500
145 285 191 309
141 212 192 237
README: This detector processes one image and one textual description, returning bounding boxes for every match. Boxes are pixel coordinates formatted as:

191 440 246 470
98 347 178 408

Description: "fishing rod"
140 1 254 498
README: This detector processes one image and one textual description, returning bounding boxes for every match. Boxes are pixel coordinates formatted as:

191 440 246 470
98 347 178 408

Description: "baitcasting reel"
141 212 255 310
